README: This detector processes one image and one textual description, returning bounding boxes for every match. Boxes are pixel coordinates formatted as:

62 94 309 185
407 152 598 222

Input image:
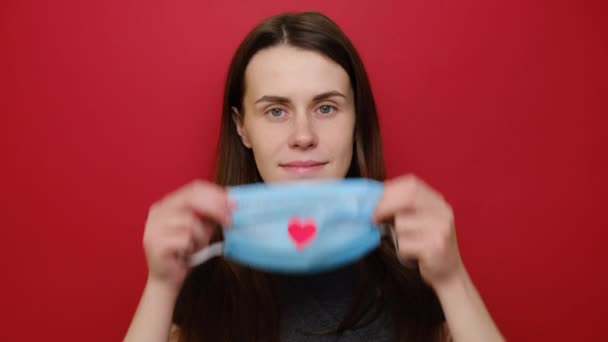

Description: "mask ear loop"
189 242 224 268
378 223 418 268
378 223 398 250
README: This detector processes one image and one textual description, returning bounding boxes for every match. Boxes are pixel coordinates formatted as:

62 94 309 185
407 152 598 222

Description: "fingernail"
225 214 232 227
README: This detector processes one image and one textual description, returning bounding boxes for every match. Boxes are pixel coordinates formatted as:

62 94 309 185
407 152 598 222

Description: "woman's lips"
279 160 328 174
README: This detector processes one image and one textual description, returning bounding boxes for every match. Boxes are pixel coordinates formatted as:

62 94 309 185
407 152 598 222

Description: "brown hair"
173 11 445 341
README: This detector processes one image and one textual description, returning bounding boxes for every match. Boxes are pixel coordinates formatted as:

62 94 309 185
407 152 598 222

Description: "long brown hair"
173 11 445 341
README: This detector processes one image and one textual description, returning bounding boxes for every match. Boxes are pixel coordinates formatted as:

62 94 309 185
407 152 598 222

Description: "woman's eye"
318 105 336 115
267 108 285 117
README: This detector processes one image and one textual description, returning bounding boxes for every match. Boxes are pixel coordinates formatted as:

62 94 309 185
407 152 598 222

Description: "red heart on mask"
287 217 317 251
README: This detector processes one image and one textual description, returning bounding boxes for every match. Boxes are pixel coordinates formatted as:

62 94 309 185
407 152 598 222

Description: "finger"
162 235 195 260
165 180 233 226
159 214 195 236
191 218 215 251
227 196 237 209
373 176 418 223
395 236 422 262
374 175 446 223
394 214 426 239
160 214 216 250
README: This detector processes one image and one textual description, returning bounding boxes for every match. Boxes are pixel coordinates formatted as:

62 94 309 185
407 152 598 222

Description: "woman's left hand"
373 174 465 290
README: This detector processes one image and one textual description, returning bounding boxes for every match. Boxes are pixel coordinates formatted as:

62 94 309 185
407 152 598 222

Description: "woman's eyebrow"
254 90 347 105
254 95 290 105
312 90 346 101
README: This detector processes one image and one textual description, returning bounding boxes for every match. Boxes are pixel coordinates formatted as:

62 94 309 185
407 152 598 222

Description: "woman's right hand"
142 180 234 293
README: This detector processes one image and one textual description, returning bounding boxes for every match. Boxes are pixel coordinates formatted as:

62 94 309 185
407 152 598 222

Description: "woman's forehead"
243 45 352 102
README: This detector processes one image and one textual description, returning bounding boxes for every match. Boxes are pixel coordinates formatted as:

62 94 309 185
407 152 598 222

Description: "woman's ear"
232 107 252 148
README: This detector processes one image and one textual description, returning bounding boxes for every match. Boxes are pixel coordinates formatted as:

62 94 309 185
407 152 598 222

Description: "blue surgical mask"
190 178 393 274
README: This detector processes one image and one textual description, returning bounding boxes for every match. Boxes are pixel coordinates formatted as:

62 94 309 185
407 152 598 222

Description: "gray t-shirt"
279 266 393 342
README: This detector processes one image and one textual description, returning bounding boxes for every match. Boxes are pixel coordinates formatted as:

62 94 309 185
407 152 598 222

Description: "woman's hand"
373 174 464 290
143 180 234 293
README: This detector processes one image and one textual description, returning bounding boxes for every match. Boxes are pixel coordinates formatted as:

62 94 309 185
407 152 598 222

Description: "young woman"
124 11 504 342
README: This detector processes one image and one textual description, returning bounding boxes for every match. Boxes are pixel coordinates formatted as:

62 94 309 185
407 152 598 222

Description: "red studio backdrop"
2 0 606 340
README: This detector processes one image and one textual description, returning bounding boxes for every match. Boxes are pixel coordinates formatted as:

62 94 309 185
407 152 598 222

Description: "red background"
2 0 606 340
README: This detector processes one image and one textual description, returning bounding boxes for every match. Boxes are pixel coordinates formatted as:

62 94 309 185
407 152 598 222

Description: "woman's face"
235 45 356 183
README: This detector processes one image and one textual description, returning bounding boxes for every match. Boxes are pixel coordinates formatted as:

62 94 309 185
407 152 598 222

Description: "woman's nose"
287 114 318 150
